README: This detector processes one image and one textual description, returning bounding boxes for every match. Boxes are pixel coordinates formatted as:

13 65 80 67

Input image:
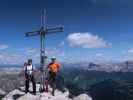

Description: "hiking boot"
52 91 55 96
32 91 36 95
25 90 29 94
33 92 36 95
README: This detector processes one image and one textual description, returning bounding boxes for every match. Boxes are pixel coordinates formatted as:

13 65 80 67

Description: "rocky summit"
3 84 92 100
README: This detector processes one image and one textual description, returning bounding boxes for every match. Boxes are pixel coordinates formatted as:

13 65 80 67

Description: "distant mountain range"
0 60 133 73
61 60 133 72
87 61 133 72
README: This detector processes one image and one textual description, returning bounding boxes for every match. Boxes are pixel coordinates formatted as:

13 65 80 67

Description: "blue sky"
0 0 132 65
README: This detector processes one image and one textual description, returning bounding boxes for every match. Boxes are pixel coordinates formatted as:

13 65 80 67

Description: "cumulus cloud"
67 33 112 48
0 44 9 50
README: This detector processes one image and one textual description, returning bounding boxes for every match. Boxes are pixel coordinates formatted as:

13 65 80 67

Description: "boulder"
73 94 92 100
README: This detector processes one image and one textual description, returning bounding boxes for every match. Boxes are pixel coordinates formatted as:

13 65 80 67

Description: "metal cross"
25 9 63 69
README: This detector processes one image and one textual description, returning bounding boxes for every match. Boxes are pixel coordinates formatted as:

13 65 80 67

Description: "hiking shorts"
48 71 57 83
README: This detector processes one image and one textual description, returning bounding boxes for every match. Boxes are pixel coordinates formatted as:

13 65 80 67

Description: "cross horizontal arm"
25 31 40 37
46 26 63 34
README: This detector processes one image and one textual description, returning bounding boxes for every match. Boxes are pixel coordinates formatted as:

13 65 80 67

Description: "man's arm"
57 63 61 72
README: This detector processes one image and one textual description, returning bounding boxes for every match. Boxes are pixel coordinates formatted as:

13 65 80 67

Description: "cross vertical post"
40 32 44 68
40 9 45 68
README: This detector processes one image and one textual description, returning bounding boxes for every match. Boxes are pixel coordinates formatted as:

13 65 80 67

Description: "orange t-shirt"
48 63 60 73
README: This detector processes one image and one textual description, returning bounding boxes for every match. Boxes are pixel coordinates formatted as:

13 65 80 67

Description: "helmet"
51 56 56 60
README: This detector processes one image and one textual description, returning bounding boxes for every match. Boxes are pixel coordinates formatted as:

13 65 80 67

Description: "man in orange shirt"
45 57 60 96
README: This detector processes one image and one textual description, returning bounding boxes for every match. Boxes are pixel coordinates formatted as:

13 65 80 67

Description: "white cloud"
0 47 40 65
25 47 63 56
45 48 63 57
24 47 64 62
127 48 133 53
26 48 38 54
0 45 64 65
94 53 109 63
121 48 133 61
0 44 9 50
95 53 104 57
0 52 25 65
67 32 112 48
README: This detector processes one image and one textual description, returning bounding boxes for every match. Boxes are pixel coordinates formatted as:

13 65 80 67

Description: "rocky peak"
3 84 92 100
